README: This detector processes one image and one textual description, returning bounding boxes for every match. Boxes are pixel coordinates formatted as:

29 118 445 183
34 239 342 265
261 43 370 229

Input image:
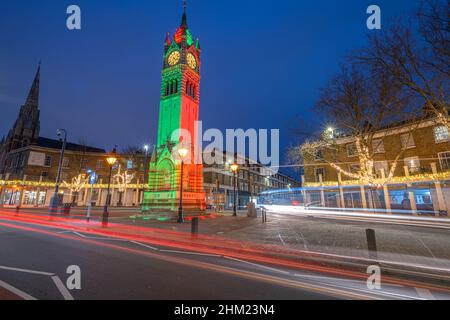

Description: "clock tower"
142 4 206 213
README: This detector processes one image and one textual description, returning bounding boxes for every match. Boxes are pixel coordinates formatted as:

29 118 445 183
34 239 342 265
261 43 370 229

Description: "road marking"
159 249 222 258
130 241 159 251
0 280 37 300
0 265 54 276
224 256 291 275
278 234 287 247
51 276 74 300
415 287 435 300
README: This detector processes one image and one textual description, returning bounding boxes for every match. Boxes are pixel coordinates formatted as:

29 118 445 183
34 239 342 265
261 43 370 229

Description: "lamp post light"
102 147 118 228
325 126 343 207
230 163 240 217
177 146 189 223
143 145 150 187
86 169 97 223
49 129 67 215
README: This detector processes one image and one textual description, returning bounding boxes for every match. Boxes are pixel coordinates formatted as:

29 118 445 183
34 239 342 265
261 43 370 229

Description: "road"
1 216 449 300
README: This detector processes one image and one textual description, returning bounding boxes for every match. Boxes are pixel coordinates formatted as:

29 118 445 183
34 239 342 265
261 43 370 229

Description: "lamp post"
49 129 67 215
102 148 117 228
326 126 343 207
143 145 150 187
177 146 189 223
86 169 97 222
230 163 240 217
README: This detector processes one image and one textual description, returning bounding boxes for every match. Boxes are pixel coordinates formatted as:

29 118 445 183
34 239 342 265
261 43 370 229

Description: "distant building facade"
203 150 300 211
301 117 450 215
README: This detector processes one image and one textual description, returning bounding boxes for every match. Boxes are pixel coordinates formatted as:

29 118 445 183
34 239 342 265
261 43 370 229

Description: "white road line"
0 280 37 300
129 241 160 251
223 256 291 275
0 265 54 276
159 249 222 258
56 230 72 234
68 231 128 242
415 287 435 300
278 234 287 247
51 276 74 301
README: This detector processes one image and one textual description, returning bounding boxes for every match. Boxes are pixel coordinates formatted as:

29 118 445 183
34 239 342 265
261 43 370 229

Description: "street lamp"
102 147 118 228
230 163 240 217
326 127 335 139
49 129 67 215
177 146 189 223
86 169 97 222
325 126 343 207
143 145 150 188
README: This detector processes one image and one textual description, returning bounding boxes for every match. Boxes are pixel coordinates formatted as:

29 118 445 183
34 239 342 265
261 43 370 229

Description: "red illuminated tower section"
142 5 205 213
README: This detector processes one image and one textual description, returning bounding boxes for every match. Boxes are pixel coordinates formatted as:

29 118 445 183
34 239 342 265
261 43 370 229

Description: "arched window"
166 83 170 96
174 80 178 93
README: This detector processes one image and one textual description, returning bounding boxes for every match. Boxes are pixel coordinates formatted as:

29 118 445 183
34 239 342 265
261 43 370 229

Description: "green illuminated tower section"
142 6 205 213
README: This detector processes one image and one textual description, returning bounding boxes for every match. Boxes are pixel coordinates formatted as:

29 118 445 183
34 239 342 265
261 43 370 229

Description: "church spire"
181 0 187 26
25 62 40 107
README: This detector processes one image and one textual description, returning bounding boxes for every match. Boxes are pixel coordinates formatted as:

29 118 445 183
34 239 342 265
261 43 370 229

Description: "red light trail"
0 210 449 295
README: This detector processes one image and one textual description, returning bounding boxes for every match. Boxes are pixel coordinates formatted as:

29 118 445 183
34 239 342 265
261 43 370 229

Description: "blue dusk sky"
0 0 421 171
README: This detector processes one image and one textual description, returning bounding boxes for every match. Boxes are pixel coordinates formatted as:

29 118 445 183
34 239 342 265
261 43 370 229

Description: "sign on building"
28 151 45 166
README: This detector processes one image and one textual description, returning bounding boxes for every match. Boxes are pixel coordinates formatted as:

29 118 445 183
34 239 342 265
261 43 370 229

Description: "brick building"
301 117 450 215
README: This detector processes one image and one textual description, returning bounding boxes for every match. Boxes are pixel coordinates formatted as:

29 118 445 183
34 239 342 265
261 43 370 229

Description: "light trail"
263 205 450 229
1 213 450 295
0 220 376 300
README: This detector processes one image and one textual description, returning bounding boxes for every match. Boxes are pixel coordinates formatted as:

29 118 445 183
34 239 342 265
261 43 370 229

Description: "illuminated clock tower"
142 4 206 213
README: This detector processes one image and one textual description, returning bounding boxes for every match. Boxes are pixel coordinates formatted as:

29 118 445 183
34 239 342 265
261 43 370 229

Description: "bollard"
15 205 20 214
191 217 199 238
262 209 267 224
366 229 378 260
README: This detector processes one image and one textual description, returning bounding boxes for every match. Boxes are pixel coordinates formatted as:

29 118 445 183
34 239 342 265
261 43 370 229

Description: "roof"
37 137 106 153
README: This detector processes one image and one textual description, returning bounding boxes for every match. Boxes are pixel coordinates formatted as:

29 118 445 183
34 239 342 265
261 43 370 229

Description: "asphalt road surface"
0 218 449 300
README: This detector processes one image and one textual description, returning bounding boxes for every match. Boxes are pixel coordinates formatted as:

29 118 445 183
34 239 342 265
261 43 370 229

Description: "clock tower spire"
143 3 205 214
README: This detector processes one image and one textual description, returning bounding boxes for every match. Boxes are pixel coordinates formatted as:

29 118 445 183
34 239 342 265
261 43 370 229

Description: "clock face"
167 51 180 66
187 53 197 70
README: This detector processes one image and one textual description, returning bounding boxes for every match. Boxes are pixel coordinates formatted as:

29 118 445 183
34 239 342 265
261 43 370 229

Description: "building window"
372 139 385 154
434 126 449 143
438 152 450 171
346 143 357 157
41 171 49 178
127 160 133 169
80 159 88 169
44 155 52 167
374 161 389 175
404 156 420 174
314 168 325 182
62 157 70 168
348 164 361 173
400 133 415 149
314 149 324 161
96 160 104 169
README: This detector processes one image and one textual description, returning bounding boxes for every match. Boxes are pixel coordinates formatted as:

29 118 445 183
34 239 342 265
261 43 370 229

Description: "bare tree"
290 62 418 185
418 0 450 76
358 0 449 128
